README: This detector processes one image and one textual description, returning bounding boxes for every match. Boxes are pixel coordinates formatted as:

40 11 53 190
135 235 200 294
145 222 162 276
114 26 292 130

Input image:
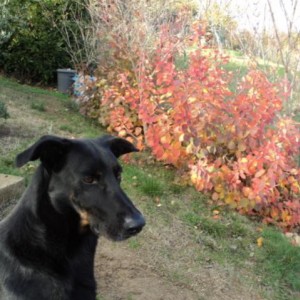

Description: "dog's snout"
124 214 145 237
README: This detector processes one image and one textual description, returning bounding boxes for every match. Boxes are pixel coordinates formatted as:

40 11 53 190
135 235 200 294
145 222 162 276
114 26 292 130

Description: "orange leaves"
242 187 252 197
76 22 300 230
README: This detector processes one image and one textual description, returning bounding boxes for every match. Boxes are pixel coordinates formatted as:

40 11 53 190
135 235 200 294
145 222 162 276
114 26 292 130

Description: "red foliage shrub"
77 22 300 230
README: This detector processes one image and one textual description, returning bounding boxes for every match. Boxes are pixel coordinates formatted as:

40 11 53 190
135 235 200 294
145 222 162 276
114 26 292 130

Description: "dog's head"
16 135 145 241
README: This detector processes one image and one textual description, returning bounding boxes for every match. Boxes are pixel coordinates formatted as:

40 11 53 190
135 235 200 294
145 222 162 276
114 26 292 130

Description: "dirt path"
95 240 199 300
94 222 264 300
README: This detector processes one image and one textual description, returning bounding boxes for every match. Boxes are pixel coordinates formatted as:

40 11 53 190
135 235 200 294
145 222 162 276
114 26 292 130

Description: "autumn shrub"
87 0 198 72
77 22 300 230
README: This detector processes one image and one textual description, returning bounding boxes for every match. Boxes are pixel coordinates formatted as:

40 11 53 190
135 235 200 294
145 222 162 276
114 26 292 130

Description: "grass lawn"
0 76 299 300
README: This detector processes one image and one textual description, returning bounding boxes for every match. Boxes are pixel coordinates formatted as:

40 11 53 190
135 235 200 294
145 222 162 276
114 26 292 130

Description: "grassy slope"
0 76 299 300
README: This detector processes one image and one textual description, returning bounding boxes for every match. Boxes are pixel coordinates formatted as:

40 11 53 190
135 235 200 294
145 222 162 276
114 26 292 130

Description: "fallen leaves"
257 237 264 247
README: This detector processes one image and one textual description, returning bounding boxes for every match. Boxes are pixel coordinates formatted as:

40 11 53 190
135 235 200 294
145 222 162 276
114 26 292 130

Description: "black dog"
0 135 145 300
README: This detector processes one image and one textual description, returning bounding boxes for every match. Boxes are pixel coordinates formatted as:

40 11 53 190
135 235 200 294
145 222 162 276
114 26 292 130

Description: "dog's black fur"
0 135 145 300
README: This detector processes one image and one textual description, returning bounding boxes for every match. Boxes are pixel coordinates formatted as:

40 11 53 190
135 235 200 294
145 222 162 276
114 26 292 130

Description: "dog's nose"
124 214 145 236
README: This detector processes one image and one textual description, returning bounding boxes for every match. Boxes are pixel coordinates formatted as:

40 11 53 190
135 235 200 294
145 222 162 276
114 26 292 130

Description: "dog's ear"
16 135 71 171
98 135 139 158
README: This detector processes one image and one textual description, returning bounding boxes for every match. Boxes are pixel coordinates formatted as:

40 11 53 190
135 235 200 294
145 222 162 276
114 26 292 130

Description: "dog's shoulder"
1 273 71 300
0 215 72 300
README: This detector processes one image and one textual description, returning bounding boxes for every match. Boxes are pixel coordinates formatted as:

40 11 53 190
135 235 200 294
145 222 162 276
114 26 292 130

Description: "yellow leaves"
281 210 292 223
160 92 173 100
96 78 107 87
215 184 223 193
212 209 220 220
257 237 264 247
186 143 194 154
213 184 225 200
179 133 185 142
291 181 300 194
187 96 197 103
225 193 236 208
206 165 215 173
190 172 198 183
247 87 258 97
118 129 127 137
213 210 220 216
240 157 248 163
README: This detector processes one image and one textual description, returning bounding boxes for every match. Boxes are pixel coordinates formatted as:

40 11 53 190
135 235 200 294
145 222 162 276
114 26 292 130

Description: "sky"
229 0 300 32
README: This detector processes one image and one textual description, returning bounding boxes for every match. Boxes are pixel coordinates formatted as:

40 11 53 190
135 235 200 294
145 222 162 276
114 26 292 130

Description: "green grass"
127 238 142 250
0 139 37 180
31 101 46 112
257 228 300 299
139 176 164 197
0 101 10 119
0 75 69 101
122 163 177 198
59 124 77 134
181 208 256 264
226 50 244 57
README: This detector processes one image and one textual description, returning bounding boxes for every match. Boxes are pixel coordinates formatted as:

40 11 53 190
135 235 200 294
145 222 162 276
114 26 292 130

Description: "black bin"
57 69 76 94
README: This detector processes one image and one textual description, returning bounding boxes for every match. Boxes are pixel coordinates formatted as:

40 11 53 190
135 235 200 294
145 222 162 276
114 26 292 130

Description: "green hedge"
0 0 80 84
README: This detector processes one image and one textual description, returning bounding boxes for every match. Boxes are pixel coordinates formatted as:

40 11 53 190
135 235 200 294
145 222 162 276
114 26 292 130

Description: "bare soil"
94 213 263 300
96 240 198 300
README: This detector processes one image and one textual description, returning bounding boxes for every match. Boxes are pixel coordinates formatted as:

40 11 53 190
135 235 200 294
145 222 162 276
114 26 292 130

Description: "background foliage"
0 0 85 83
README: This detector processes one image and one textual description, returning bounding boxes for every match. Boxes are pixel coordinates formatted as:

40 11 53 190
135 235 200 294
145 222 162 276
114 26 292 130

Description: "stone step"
0 174 25 204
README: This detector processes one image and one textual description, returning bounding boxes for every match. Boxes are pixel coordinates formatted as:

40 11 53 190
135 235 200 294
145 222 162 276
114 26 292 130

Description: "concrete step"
0 174 25 204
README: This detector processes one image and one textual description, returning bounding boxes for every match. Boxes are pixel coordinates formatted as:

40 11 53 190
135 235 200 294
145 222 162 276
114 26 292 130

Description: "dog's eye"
82 176 98 184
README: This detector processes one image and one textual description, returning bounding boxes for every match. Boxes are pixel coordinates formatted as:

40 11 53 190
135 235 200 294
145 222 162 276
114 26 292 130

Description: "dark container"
57 69 76 94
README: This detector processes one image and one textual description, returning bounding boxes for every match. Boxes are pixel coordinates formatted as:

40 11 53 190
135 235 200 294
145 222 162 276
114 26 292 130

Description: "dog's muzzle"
90 213 145 240
123 214 145 237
